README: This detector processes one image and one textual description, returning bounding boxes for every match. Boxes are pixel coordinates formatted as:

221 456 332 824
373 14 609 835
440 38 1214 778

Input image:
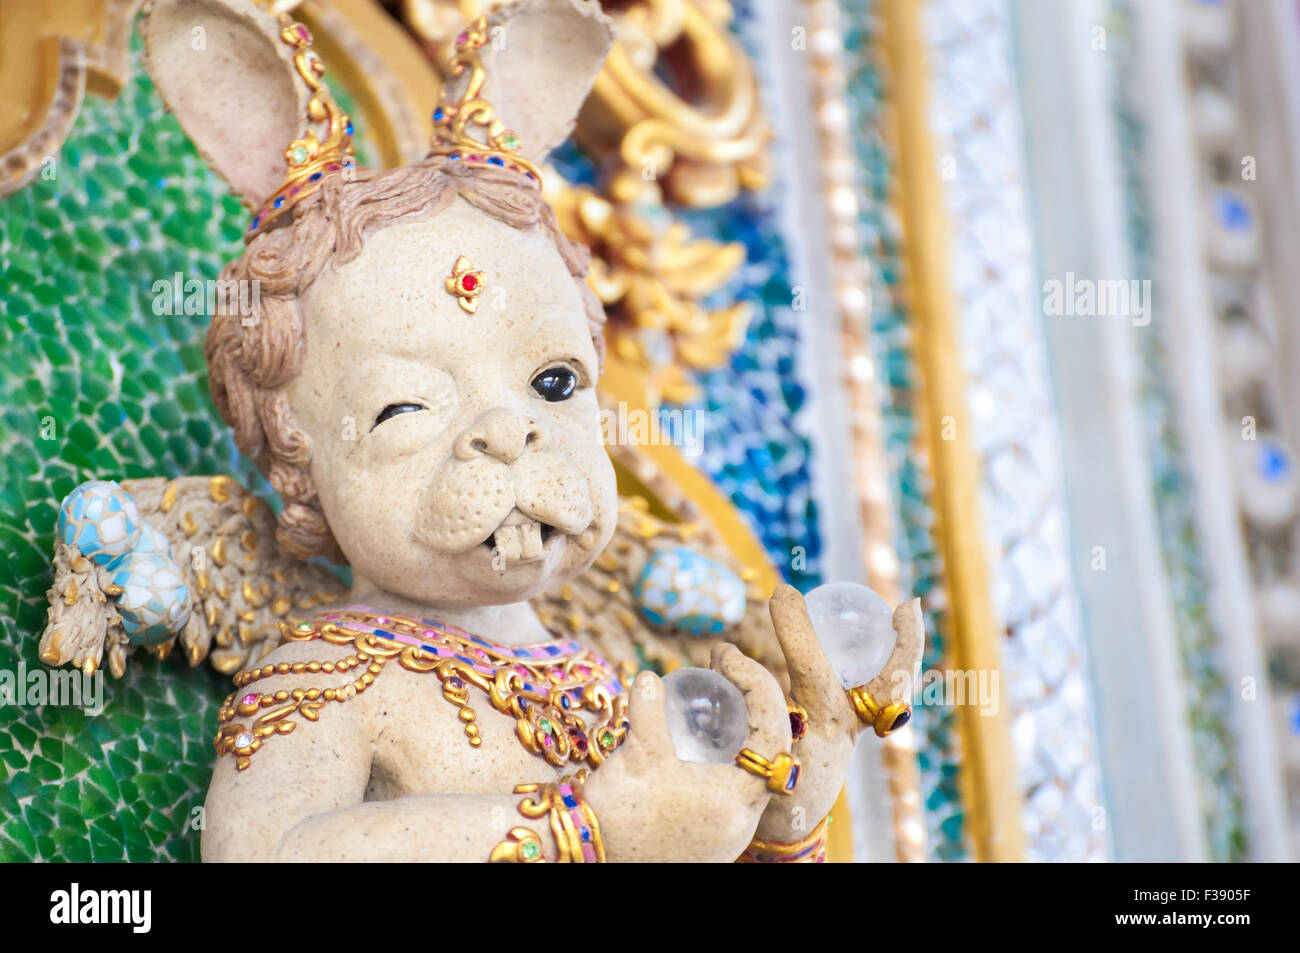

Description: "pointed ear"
139 0 313 209
454 0 614 163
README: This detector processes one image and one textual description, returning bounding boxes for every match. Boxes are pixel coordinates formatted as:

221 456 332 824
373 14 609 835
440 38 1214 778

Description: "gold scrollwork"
546 180 751 404
583 0 769 207
407 1 768 203
489 826 547 862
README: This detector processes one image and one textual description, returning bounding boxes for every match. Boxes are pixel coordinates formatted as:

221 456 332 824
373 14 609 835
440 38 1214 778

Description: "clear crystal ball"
662 668 749 764
805 582 895 688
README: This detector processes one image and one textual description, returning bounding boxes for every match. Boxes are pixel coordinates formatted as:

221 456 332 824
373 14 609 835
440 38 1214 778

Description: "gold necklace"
216 607 633 772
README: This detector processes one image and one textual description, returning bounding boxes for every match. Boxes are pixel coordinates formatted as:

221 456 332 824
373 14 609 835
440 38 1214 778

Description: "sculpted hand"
585 643 791 862
753 584 923 844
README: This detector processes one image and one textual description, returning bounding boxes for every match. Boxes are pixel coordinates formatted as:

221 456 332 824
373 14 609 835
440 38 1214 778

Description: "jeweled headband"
247 13 539 240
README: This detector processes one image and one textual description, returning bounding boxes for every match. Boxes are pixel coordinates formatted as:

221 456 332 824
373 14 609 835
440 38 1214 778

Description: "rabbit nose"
453 407 548 463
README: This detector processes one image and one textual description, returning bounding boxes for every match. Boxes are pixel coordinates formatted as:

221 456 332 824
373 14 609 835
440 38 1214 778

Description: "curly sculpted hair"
208 158 607 562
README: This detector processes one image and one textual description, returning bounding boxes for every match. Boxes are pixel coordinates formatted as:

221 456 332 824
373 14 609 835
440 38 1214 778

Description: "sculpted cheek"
512 453 592 535
578 457 619 553
416 456 514 553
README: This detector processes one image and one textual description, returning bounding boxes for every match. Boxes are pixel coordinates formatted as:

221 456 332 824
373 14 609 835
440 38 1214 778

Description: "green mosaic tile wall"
0 35 333 861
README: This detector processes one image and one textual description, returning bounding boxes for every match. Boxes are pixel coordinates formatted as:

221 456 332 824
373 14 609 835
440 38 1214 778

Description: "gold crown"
247 15 356 238
427 16 542 187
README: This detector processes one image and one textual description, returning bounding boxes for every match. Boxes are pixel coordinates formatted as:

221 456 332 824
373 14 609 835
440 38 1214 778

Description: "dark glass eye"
374 402 424 426
531 366 578 402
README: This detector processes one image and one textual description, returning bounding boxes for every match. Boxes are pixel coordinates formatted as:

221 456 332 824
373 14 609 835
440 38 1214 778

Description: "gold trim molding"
879 0 1025 862
0 0 139 198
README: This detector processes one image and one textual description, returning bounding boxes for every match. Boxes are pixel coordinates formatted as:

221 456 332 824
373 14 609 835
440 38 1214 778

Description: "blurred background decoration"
1 0 1298 862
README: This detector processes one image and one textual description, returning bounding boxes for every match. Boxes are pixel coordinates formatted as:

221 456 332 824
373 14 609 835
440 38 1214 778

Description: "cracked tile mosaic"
0 33 315 861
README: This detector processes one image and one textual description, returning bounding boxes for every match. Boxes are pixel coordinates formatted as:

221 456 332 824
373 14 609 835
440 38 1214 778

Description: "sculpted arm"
202 643 788 862
208 773 530 863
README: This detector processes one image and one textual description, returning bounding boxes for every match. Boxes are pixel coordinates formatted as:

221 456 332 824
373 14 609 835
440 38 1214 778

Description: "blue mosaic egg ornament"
109 553 191 646
57 481 142 567
633 545 747 636
133 520 175 559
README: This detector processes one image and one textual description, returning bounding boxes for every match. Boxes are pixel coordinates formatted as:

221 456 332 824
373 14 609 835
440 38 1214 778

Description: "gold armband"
489 771 606 863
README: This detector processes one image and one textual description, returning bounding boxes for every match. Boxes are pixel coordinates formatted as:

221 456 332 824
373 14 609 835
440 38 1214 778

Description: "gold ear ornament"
426 16 542 187
246 16 356 239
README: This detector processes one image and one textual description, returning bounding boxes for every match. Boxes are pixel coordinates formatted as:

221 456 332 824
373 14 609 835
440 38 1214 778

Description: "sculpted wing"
40 476 346 679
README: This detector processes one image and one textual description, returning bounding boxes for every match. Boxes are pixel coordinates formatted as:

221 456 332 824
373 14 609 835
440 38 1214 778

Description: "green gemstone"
538 718 552 733
599 730 615 749
520 841 540 860
290 145 309 165
297 622 312 631
502 132 519 152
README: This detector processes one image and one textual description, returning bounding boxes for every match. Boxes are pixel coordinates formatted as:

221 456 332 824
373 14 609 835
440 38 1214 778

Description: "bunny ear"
139 0 313 209
452 0 614 163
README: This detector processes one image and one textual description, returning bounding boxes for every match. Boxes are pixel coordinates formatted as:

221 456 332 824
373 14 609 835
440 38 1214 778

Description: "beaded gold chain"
215 607 632 771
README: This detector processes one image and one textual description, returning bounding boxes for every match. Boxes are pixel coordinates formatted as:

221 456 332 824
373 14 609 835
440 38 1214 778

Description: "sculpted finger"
891 598 925 685
626 670 675 763
862 598 926 710
768 584 846 725
711 643 790 757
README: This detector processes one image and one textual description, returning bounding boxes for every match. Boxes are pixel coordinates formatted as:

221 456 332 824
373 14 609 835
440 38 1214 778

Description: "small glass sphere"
662 668 749 764
805 582 895 688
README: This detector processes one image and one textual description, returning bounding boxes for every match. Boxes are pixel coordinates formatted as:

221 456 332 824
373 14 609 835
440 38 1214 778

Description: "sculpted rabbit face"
286 199 618 607
140 0 619 596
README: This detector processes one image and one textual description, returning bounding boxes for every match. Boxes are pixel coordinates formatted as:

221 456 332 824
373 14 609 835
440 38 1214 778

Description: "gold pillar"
879 0 1026 862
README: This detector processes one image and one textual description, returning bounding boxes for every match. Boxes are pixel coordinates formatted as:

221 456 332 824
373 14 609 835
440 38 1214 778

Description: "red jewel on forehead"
445 255 484 313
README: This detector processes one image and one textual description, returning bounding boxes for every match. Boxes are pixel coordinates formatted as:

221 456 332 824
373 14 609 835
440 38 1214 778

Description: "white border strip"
750 0 898 862
1135 0 1291 861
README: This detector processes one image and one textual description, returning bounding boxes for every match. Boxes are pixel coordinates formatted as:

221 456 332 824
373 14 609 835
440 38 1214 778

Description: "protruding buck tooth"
493 525 523 561
520 521 543 559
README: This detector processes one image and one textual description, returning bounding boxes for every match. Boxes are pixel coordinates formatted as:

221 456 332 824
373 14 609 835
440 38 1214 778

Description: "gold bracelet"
738 815 830 863
489 770 606 862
